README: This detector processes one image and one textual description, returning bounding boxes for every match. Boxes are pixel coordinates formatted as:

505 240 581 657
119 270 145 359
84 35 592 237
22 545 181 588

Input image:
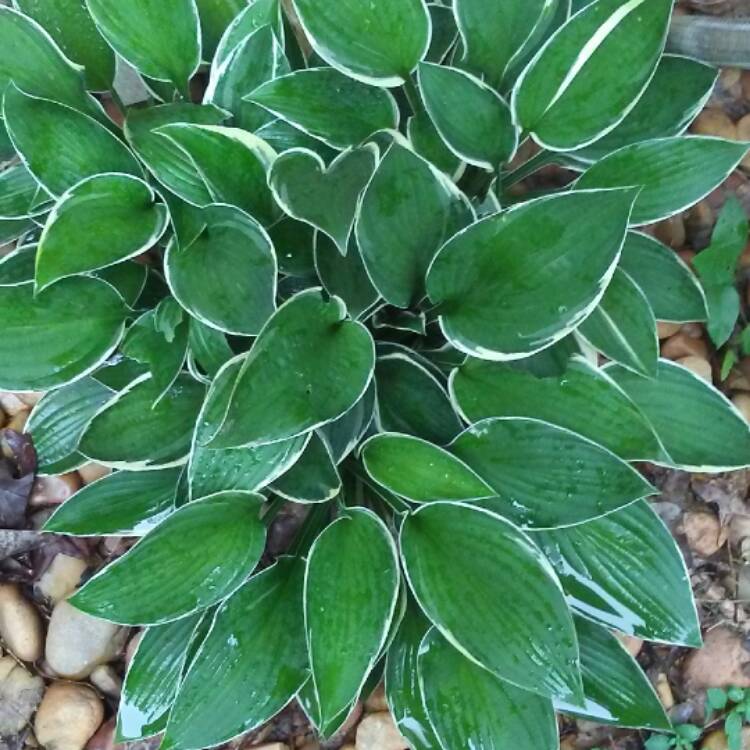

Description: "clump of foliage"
1 0 749 748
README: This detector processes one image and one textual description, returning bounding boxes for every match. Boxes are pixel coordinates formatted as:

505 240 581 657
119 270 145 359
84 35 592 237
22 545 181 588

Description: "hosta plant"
1 0 750 747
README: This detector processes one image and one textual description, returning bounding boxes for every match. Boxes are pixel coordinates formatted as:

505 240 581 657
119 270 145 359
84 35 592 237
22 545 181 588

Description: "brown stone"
683 626 750 690
692 108 737 140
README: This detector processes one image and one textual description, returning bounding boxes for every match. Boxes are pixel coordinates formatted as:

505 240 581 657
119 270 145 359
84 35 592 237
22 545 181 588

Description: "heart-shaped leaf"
305 507 400 729
400 502 582 702
26 377 113 475
80 374 206 470
270 146 377 254
117 613 204 741
291 0 430 86
165 204 277 336
44 468 180 537
556 617 670 729
577 268 658 377
534 500 701 646
271 432 341 503
450 356 663 461
0 164 48 220
575 137 750 225
426 189 635 360
0 276 127 390
618 232 707 322
3 85 142 197
85 0 201 95
605 359 750 470
419 628 558 750
248 68 399 149
163 557 308 750
450 417 655 528
15 0 116 91
157 124 280 225
362 433 493 503
357 141 473 308
375 351 462 444
36 174 168 291
69 491 266 625
125 103 227 206
513 0 672 151
189 355 308 499
572 54 718 162
210 289 375 448
418 63 517 170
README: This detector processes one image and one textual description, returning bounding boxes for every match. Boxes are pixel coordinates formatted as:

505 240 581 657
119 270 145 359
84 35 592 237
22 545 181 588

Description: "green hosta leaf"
0 218 34 244
0 277 127 390
375 352 462 444
291 0 430 86
305 508 399 730
400 502 582 702
117 613 203 741
573 54 718 162
85 0 201 95
211 289 375 448
319 386 376 465
44 468 179 536
15 0 115 91
407 110 463 177
357 141 473 308
693 196 749 348
0 244 36 286
576 137 750 225
425 3 458 64
314 234 380 320
213 0 282 67
455 0 560 88
257 119 336 162
271 432 341 503
189 356 307 499
450 356 663 461
619 232 707 323
535 500 700 646
606 359 750 471
165 204 276 336
188 319 233 379
418 63 517 170
577 268 658 377
204 24 283 132
556 617 670 729
157 125 280 225
451 418 654 528
419 628 558 750
513 0 672 151
195 0 245 59
0 164 47 220
92 357 150 392
426 189 634 360
385 601 442 750
26 377 112 475
362 433 493 503
3 85 142 197
270 146 377 255
247 68 399 149
124 103 227 206
0 6 100 116
163 557 308 750
69 491 265 625
36 174 168 291
97 262 148 306
80 374 205 470
122 300 189 403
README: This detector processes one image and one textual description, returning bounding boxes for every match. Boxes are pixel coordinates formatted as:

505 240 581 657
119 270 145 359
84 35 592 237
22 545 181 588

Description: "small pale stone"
738 115 750 170
89 665 122 697
17 392 42 409
364 683 388 713
0 655 44 735
29 473 81 508
661 332 709 361
682 511 726 557
36 554 88 604
0 583 43 662
45 600 127 679
676 355 712 383
251 745 289 750
657 321 681 340
355 712 407 750
701 727 750 749
0 392 28 417
6 410 29 433
615 632 643 658
35 682 104 750
692 108 737 140
653 215 686 248
655 673 674 710
733 394 750 423
77 464 111 486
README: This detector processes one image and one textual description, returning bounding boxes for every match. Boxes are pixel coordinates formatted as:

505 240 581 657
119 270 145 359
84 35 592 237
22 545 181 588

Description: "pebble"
355 712 407 750
0 584 43 662
681 511 726 557
733 394 750 423
35 682 104 750
6 409 29 433
45 600 127 679
738 114 750 171
653 215 686 248
662 332 709 361
89 665 122 697
676 355 713 383
0 392 29 417
657 321 682 340
251 745 289 750
683 626 750 690
36 554 88 604
29 474 81 508
655 673 674 710
692 108 738 140
77 464 111 486
364 683 389 713
85 717 117 750
0 654 44 735
615 633 644 658
702 727 750 749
